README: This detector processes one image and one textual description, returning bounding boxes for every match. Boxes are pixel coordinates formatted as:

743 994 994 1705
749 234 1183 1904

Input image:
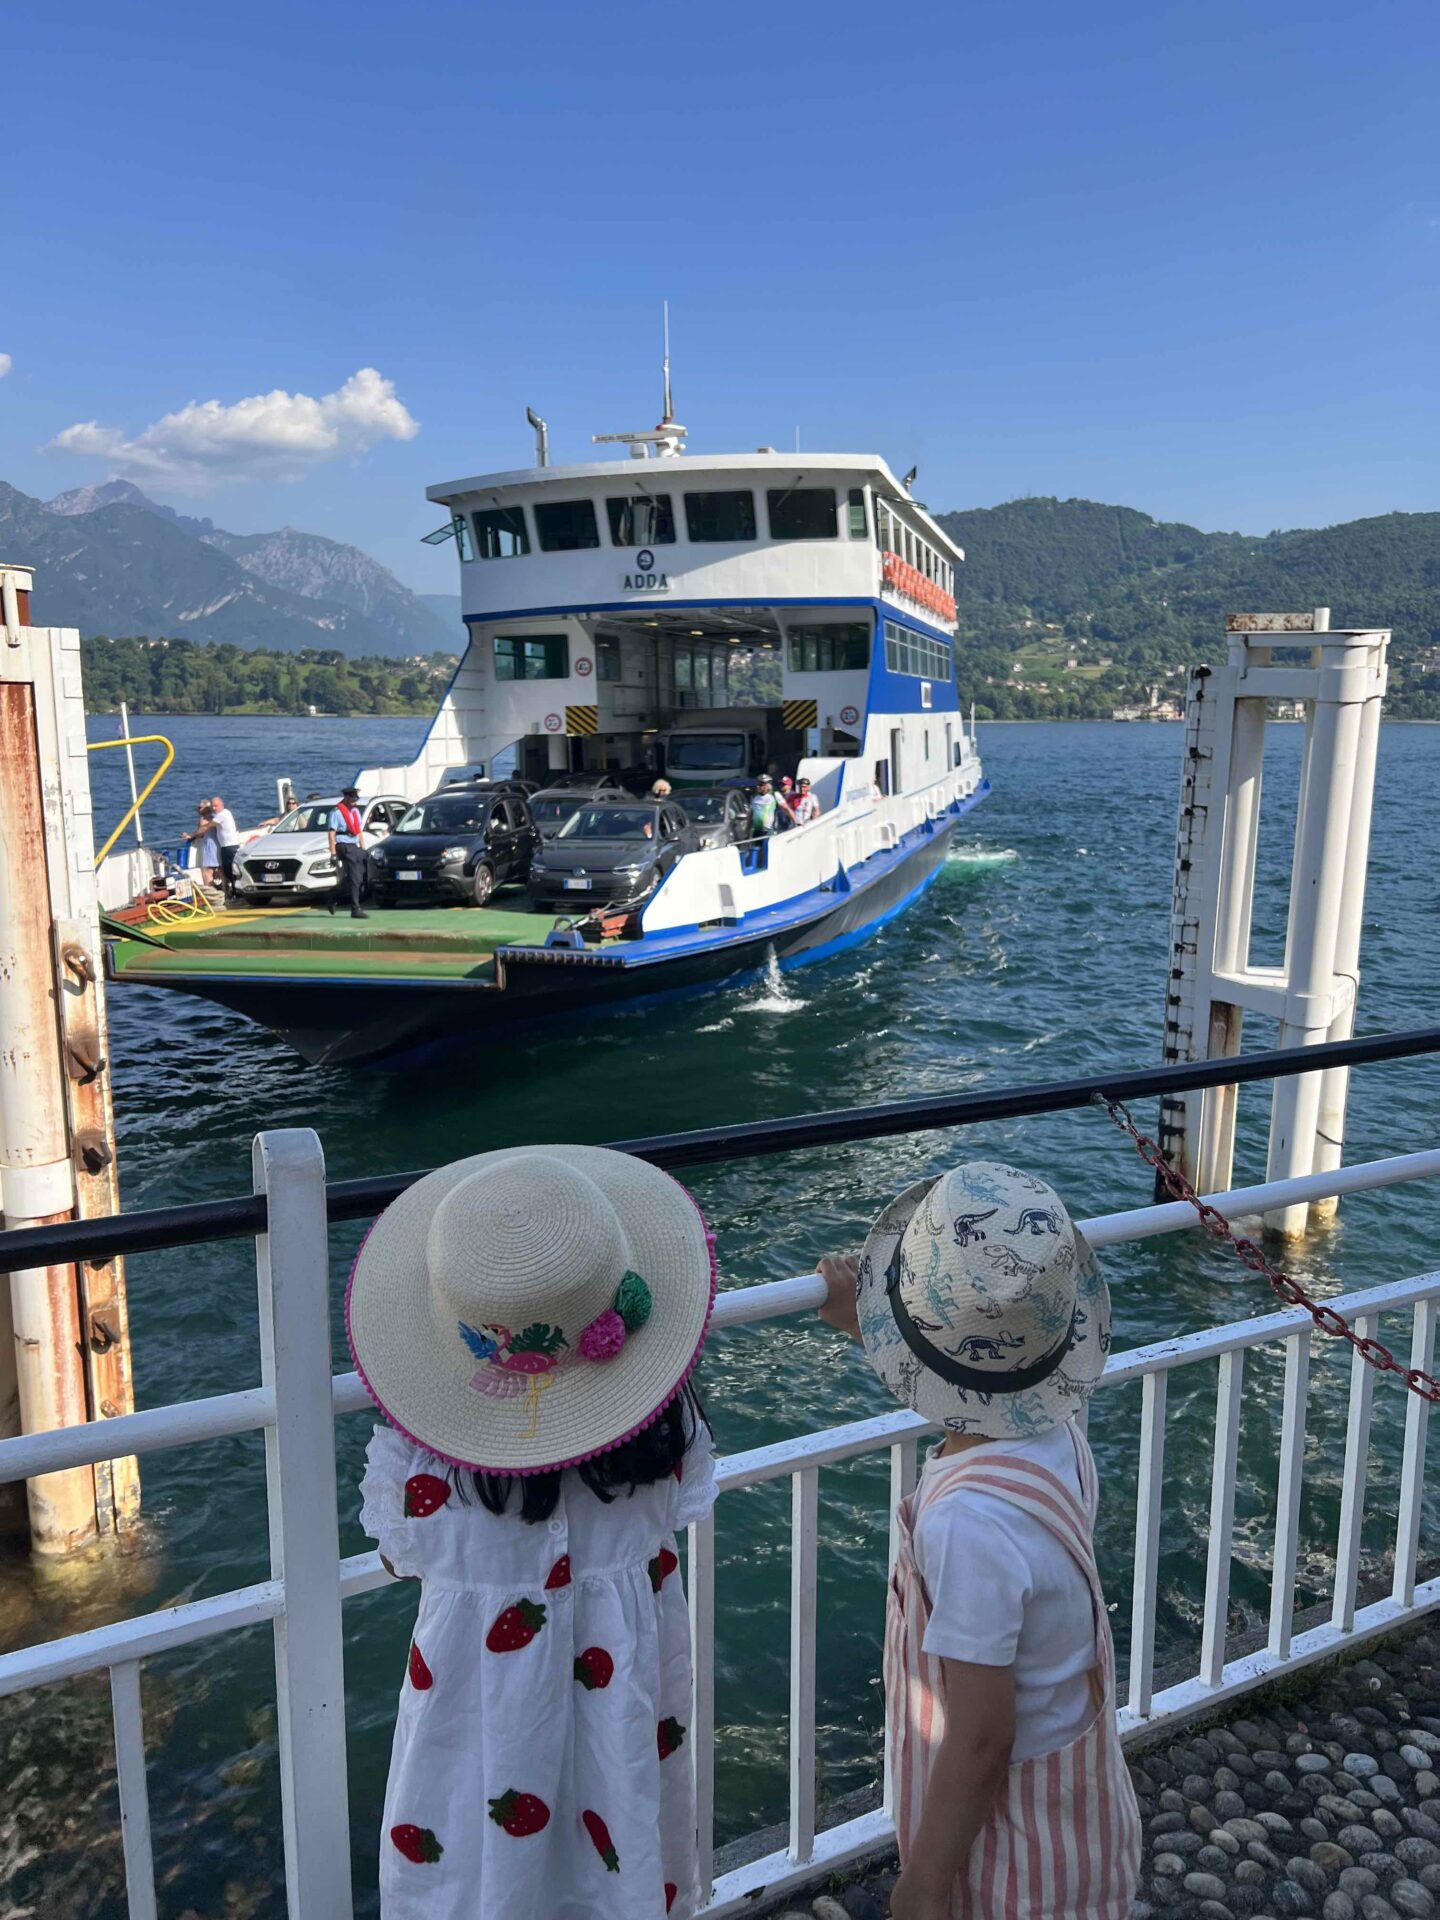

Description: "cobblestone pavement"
763 1624 1440 1920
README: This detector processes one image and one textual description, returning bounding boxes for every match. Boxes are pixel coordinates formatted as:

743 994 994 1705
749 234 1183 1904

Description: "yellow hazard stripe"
565 705 599 736
782 698 818 732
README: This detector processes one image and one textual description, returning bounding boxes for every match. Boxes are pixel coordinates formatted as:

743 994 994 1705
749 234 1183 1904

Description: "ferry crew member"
328 786 370 918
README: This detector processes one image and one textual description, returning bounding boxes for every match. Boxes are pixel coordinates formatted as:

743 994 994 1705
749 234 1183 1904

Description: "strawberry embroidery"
665 1886 678 1914
486 1597 546 1653
390 1823 442 1863
408 1642 433 1690
403 1473 451 1518
488 1788 550 1836
648 1546 679 1592
658 1715 686 1760
582 1809 619 1872
574 1646 614 1690
544 1554 572 1590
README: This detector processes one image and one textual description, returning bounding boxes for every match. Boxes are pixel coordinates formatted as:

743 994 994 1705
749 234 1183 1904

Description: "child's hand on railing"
815 1255 862 1341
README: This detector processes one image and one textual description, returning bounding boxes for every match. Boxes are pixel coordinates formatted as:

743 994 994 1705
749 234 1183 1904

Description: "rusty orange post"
0 565 139 1551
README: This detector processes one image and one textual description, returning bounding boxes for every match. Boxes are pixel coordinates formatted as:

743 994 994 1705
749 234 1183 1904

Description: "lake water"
3 714 1438 1915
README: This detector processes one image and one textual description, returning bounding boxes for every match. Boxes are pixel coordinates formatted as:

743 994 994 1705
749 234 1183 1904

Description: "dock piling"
0 569 138 1551
1159 610 1389 1238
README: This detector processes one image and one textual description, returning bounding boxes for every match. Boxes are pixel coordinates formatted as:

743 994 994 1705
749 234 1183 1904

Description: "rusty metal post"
0 673 99 1551
0 570 139 1549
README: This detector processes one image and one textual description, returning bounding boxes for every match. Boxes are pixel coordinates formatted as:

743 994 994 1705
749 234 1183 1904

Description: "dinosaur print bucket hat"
347 1145 715 1473
854 1160 1110 1439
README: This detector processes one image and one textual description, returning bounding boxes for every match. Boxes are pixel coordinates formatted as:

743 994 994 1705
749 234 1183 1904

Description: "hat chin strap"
885 1265 1078 1395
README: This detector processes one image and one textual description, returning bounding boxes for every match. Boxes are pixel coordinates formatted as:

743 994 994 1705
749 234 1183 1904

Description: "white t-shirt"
913 1424 1098 1762
210 807 239 848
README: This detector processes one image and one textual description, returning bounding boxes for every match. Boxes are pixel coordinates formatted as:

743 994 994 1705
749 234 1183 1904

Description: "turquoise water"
3 715 1438 1915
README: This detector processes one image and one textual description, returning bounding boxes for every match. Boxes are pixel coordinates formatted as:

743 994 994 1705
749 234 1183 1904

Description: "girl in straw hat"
348 1144 718 1920
816 1160 1140 1920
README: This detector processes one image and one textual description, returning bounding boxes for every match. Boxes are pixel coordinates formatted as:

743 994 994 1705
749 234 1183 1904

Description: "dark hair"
457 1383 706 1525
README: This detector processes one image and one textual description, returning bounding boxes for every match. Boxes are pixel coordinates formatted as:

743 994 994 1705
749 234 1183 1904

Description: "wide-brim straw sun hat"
854 1159 1110 1440
347 1144 715 1473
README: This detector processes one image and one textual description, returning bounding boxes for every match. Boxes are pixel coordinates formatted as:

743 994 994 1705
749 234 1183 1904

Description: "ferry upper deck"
366 447 970 802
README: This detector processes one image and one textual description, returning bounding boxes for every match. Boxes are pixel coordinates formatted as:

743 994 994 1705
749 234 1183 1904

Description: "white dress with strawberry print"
361 1416 716 1920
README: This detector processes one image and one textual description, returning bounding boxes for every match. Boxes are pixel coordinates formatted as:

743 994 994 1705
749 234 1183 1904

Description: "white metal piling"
1160 611 1389 1238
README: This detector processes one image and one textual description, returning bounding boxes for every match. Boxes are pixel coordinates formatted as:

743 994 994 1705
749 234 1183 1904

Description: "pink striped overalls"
883 1426 1141 1919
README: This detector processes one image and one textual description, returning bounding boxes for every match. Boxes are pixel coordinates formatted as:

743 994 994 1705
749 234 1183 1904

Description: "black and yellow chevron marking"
565 704 599 737
782 698 818 733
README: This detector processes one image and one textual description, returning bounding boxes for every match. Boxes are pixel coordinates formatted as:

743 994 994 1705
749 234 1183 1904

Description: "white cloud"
48 367 418 487
0 353 12 379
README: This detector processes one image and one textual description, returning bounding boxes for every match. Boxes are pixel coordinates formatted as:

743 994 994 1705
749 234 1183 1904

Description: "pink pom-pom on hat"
579 1308 627 1361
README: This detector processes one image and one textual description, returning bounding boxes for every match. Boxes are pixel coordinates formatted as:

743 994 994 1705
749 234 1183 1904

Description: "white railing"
2 1137 1439 1919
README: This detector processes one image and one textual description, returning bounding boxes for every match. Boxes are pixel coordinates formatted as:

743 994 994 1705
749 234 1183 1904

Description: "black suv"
368 790 537 906
529 799 697 913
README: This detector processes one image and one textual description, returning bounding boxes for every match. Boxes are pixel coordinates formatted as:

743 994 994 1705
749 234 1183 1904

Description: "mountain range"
6 478 462 658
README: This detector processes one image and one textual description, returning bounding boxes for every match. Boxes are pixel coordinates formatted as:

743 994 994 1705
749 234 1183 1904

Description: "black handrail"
4 1025 1439 1271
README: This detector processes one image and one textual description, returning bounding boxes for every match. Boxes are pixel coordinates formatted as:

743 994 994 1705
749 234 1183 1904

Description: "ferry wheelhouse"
103 416 988 1065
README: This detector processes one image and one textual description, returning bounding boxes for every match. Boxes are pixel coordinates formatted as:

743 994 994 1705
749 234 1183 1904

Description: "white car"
232 794 409 905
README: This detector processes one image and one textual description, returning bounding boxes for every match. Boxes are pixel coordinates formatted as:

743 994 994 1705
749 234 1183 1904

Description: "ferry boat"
104 402 988 1065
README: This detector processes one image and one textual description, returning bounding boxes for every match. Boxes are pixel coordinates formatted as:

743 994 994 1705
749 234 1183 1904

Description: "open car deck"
104 904 566 984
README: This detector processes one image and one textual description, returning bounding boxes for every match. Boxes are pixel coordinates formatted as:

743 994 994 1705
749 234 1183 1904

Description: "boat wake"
947 845 1018 866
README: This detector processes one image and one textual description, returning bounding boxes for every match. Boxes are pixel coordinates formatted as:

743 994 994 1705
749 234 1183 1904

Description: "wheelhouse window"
472 506 529 560
884 620 951 681
847 488 868 539
534 499 600 552
684 490 757 542
606 493 676 546
767 487 837 540
786 621 871 672
494 633 570 681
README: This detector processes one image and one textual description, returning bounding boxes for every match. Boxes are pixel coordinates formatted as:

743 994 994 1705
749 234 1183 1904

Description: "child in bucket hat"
816 1161 1140 1920
348 1145 718 1920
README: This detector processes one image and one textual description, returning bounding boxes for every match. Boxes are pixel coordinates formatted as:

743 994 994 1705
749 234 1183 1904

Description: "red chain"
1095 1094 1440 1405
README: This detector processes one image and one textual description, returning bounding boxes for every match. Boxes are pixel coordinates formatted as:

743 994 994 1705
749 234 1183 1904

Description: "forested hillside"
936 499 1440 718
80 636 456 716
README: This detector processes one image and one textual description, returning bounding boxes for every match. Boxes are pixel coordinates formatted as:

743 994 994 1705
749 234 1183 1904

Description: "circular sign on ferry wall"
544 712 562 733
840 705 860 728
575 656 594 677
636 548 655 571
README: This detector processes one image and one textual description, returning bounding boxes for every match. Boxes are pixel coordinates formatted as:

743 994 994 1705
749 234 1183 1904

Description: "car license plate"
397 871 421 882
563 877 592 891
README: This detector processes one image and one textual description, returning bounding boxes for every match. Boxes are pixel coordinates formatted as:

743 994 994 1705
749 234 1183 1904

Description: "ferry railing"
3 1029 1440 1918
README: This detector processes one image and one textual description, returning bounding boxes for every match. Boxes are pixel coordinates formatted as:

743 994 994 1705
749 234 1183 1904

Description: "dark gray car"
528 800 697 913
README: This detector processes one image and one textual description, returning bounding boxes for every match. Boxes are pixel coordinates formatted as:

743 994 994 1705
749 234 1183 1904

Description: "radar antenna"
593 301 688 458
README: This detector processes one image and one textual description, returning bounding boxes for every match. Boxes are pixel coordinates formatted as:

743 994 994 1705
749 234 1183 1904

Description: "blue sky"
5 0 1436 590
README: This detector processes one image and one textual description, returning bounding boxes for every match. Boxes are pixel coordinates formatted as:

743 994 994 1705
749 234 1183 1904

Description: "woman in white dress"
349 1143 718 1920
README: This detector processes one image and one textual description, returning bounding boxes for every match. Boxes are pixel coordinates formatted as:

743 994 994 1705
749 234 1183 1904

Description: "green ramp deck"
106 904 561 983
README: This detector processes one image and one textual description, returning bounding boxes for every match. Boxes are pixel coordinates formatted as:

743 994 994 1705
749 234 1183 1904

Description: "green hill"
935 498 1440 718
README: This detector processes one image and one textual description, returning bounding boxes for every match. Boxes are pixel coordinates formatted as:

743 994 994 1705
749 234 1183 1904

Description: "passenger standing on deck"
790 777 821 825
349 1143 719 1920
328 785 369 918
209 795 240 896
748 774 782 838
185 804 219 887
813 1162 1140 1920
